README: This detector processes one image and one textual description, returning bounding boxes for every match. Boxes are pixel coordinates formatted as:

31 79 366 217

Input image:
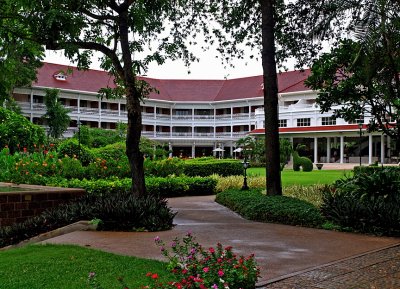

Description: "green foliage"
0 192 175 248
0 107 45 153
292 146 313 172
47 176 216 198
279 138 293 170
43 88 70 139
144 158 184 177
353 165 400 175
216 189 325 228
213 174 266 192
75 127 125 148
321 168 400 236
0 0 43 103
57 138 93 166
183 159 243 177
282 184 325 208
151 234 260 289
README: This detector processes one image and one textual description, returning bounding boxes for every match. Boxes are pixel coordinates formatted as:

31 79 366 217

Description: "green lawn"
0 244 171 289
248 168 352 186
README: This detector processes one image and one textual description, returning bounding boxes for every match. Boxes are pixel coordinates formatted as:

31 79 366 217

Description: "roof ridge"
213 79 229 101
279 72 310 93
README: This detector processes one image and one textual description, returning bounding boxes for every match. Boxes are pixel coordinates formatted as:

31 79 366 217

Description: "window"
297 118 311 127
321 116 336 126
278 119 287 127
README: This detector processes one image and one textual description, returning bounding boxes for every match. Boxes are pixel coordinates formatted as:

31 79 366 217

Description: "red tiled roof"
33 63 312 101
34 63 117 93
250 124 367 134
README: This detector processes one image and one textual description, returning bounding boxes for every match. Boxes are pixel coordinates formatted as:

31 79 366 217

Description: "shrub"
0 107 46 153
57 138 93 166
353 165 400 175
85 157 130 179
90 142 127 161
47 176 216 198
321 168 400 236
183 159 243 177
0 192 175 248
216 189 325 228
151 233 260 289
293 151 313 172
282 184 325 208
213 174 266 192
144 158 184 177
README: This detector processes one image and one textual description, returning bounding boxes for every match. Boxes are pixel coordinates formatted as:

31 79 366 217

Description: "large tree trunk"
126 90 146 197
260 0 282 196
119 10 146 197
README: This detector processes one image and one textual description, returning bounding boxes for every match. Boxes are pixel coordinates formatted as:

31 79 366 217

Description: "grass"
0 244 172 289
248 168 352 186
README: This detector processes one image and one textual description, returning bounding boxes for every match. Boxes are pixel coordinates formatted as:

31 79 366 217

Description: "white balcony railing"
79 107 100 115
101 108 119 116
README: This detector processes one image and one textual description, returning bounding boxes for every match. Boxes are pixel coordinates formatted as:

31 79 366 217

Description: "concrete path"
44 195 399 285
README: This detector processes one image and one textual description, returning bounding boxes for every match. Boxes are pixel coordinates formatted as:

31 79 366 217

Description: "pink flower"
203 267 209 273
154 236 160 242
218 270 224 277
212 284 218 289
209 247 215 253
88 272 96 278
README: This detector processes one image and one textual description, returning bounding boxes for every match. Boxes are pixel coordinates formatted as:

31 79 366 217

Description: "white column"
340 136 344 164
78 94 81 114
327 137 331 163
192 142 196 158
168 142 173 158
314 137 318 163
368 134 373 164
381 135 385 164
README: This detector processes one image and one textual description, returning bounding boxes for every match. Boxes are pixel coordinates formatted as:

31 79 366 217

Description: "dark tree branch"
46 41 124 79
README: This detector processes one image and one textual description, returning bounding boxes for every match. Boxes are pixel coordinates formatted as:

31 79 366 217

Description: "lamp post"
356 119 363 167
241 157 250 190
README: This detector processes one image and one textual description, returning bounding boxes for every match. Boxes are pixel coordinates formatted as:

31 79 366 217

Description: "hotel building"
12 62 396 164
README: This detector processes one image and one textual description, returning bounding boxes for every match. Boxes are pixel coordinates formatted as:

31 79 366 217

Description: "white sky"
44 49 270 80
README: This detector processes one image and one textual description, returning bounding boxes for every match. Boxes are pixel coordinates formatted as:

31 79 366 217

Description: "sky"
45 48 267 80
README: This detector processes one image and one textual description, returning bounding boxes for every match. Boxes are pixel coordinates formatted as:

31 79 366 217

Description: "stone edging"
0 221 97 251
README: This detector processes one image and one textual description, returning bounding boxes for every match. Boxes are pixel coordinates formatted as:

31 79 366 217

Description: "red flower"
209 247 215 254
146 272 152 277
151 273 158 279
218 270 224 277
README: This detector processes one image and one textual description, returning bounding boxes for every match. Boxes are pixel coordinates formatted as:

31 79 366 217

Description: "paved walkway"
44 195 399 286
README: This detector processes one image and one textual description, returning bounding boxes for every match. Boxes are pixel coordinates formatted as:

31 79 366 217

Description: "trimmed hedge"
353 165 400 175
46 176 216 197
0 192 175 248
183 159 243 177
216 189 325 228
293 151 313 172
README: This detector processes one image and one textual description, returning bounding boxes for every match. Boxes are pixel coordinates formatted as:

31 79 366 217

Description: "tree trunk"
260 0 282 196
126 89 146 197
119 10 146 197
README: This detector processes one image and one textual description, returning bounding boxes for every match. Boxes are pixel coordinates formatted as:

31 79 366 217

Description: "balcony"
215 114 232 120
79 107 100 115
101 108 119 116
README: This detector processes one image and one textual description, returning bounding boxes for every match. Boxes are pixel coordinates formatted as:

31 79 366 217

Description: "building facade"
13 62 396 164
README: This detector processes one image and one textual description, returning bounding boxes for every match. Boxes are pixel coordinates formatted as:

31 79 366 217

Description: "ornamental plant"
86 233 260 289
149 233 260 289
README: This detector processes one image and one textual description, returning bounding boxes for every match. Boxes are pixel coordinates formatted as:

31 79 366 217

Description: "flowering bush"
147 233 260 289
87 233 260 289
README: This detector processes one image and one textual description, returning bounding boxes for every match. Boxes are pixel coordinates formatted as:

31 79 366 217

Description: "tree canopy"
0 0 43 106
0 0 207 197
